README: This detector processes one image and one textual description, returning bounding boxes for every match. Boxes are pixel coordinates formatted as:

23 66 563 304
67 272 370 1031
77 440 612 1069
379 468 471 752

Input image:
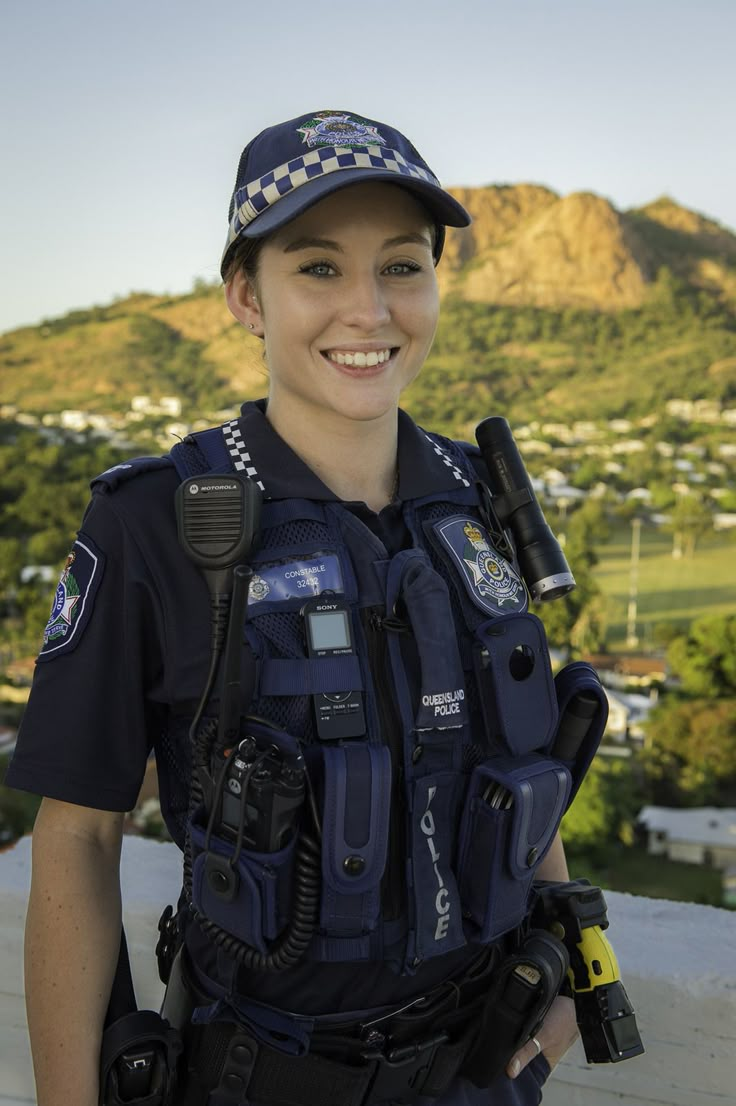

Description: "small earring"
248 323 255 330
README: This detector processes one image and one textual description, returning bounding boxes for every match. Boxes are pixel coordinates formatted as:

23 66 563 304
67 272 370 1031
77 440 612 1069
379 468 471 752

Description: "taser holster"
462 928 569 1088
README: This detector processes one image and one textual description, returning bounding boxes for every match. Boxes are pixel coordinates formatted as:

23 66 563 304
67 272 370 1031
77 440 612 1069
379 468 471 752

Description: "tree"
667 614 736 698
536 501 610 656
641 698 736 806
666 494 713 559
562 757 643 864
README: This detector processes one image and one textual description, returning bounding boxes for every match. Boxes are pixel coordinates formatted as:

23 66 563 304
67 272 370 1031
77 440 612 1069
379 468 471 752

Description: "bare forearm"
25 802 124 1106
537 831 570 882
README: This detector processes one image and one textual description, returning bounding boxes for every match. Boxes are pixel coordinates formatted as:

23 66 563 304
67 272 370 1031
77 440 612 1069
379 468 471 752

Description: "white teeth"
326 348 392 367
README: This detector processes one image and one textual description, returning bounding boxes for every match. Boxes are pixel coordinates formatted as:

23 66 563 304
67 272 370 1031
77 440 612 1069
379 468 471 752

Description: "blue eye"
299 261 335 277
384 261 422 275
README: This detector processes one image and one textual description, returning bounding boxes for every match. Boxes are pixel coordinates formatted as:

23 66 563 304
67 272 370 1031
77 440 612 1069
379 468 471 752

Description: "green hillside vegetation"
3 268 736 431
410 272 736 438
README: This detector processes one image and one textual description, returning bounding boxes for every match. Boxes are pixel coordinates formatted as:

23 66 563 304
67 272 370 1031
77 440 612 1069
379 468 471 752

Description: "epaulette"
454 439 489 482
455 439 482 461
90 455 174 493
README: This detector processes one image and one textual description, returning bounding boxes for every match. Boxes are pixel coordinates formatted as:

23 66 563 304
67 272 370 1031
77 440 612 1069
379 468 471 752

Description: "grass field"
566 844 727 908
594 523 736 650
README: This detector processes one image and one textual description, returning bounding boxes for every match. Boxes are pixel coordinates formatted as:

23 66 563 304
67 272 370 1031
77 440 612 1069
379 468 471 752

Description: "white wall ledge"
1 835 734 1105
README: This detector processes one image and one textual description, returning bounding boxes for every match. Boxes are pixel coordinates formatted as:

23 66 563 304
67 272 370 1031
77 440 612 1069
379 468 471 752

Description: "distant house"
603 690 629 741
583 653 667 690
20 565 55 584
626 487 653 503
637 806 736 870
611 439 646 454
604 689 655 742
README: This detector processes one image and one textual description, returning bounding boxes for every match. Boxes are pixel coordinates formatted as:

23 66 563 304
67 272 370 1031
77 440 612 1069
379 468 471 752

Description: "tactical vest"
111 423 607 980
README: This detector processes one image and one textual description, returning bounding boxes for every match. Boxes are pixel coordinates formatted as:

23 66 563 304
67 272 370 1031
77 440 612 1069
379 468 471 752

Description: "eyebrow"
282 232 432 253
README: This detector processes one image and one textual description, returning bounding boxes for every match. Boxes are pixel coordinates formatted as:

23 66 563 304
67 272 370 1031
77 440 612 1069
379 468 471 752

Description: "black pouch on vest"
552 661 609 807
317 741 392 957
189 807 297 953
188 722 303 952
457 755 571 944
473 613 559 756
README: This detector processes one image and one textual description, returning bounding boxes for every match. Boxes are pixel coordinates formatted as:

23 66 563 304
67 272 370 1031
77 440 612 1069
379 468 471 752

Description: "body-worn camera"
213 736 305 852
301 595 366 740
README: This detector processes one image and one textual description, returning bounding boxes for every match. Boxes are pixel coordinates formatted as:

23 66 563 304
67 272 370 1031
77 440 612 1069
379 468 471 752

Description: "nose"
338 272 391 332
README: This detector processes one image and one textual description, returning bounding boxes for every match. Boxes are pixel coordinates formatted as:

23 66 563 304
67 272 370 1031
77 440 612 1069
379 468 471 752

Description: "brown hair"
222 236 265 288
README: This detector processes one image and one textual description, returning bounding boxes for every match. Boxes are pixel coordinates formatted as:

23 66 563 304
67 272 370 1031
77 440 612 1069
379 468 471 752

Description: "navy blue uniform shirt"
8 401 553 1103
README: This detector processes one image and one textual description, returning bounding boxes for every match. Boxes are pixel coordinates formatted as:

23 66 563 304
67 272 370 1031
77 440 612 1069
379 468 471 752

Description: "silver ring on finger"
531 1036 542 1057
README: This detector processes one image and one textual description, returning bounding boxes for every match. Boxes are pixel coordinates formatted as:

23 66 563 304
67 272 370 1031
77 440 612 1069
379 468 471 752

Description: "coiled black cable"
183 717 322 972
192 830 321 971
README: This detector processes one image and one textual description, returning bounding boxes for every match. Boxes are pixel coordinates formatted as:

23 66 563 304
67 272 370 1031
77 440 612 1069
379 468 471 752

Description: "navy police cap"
221 109 471 276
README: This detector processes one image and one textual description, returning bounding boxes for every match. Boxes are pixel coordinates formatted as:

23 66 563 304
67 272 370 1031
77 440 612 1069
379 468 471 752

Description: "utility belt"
162 928 567 1106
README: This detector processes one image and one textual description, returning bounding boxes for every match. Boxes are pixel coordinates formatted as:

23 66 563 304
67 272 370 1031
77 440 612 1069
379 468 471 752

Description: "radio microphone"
475 417 575 602
176 474 261 604
176 473 262 740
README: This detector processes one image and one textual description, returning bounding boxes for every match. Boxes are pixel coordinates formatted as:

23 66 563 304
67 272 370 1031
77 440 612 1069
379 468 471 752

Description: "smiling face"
225 181 440 431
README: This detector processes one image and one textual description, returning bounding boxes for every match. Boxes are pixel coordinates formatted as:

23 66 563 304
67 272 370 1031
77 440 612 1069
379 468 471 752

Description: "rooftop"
1 836 734 1106
638 806 736 849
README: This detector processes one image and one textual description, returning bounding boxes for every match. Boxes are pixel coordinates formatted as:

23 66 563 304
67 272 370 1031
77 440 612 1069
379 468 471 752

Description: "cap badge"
297 112 386 149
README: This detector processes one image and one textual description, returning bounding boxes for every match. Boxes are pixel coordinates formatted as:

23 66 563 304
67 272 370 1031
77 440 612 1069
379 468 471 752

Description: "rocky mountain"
438 186 736 310
2 187 735 419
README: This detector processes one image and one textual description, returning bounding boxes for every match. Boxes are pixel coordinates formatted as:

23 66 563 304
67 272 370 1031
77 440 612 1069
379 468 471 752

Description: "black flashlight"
475 417 575 601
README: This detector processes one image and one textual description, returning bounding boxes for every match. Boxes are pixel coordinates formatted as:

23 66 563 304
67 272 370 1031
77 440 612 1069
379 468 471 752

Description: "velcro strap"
259 656 363 697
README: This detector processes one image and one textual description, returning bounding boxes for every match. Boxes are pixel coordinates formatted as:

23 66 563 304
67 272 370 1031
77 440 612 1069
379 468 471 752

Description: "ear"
225 270 264 337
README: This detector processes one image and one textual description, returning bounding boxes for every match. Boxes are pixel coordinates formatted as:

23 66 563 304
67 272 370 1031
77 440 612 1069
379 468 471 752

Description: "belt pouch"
552 661 609 806
189 807 296 953
319 742 391 950
457 755 571 943
473 613 558 755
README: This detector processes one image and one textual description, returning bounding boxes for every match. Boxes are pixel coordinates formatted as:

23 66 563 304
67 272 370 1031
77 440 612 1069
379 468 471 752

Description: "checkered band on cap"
226 144 440 251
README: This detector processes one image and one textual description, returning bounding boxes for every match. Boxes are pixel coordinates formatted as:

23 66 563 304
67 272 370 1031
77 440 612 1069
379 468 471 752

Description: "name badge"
248 554 343 604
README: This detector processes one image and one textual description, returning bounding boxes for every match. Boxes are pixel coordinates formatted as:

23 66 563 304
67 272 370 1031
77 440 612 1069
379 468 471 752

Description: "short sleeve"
5 488 167 812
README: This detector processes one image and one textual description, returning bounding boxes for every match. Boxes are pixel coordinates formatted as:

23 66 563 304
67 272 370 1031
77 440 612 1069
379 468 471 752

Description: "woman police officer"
8 109 579 1105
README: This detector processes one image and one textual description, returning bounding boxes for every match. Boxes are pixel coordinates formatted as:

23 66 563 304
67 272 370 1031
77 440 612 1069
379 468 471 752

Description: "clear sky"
2 0 734 335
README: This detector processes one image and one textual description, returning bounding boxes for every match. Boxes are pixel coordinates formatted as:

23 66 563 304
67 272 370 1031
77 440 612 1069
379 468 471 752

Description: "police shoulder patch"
430 515 528 617
37 533 105 662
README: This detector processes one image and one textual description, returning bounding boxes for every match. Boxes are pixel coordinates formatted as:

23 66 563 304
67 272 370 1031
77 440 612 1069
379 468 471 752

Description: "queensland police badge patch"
38 535 105 661
297 112 386 149
432 516 527 617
